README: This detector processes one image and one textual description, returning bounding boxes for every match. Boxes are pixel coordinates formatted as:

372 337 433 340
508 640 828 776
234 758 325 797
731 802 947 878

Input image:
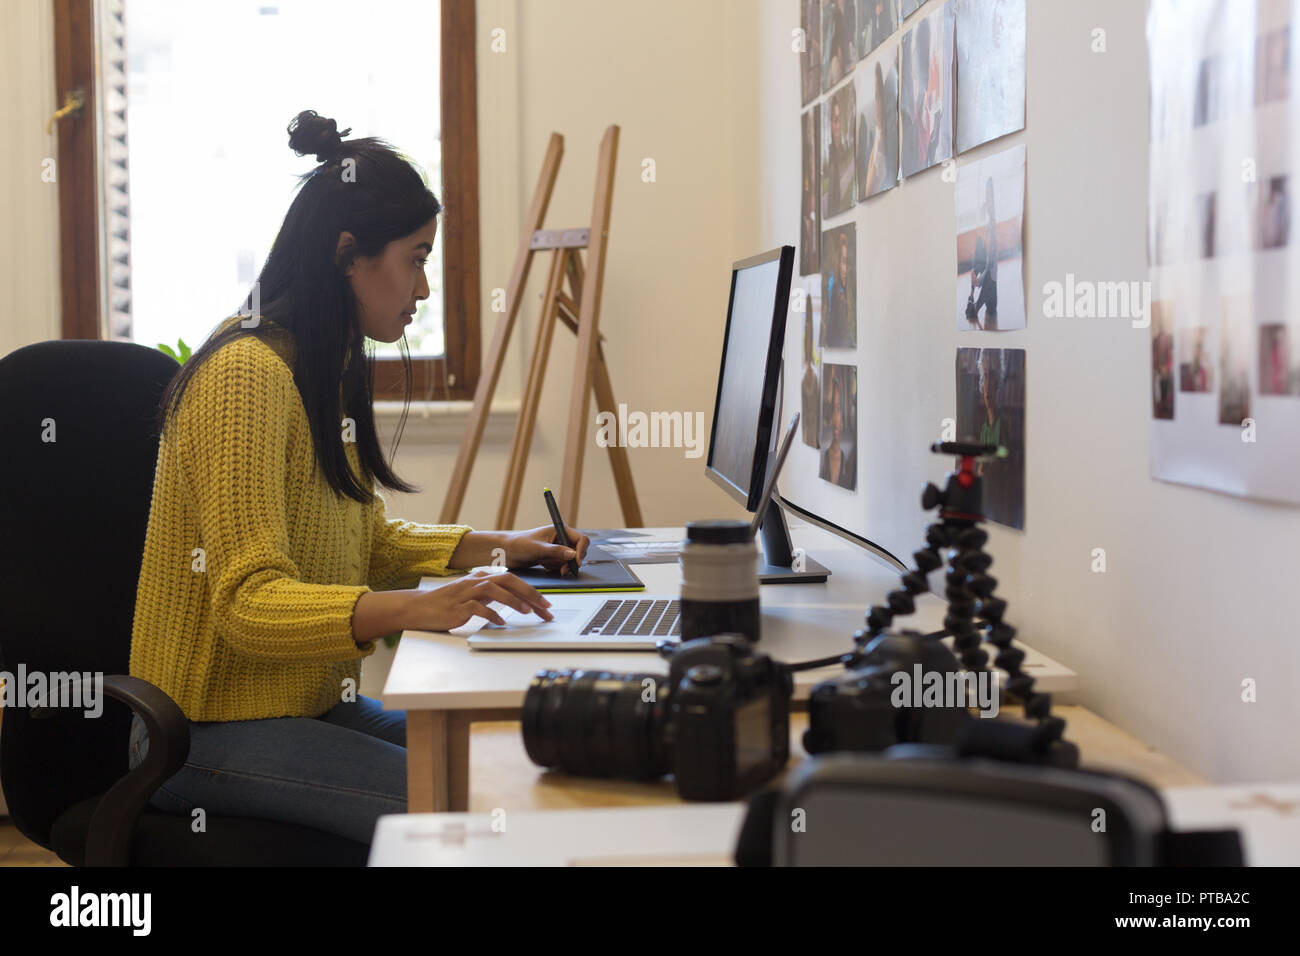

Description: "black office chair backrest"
0 339 179 846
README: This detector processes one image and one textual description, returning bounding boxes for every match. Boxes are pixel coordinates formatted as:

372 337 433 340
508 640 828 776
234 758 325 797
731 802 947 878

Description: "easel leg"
591 345 644 527
499 249 568 528
440 134 566 524
559 126 620 522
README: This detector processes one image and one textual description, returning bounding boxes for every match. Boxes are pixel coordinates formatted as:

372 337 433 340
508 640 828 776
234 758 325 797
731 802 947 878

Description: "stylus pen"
542 487 581 577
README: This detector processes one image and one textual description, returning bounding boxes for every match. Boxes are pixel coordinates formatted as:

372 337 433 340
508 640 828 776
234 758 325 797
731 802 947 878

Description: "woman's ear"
335 231 358 274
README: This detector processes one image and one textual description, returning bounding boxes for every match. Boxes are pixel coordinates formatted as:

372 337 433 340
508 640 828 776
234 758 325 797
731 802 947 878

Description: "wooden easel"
439 125 643 529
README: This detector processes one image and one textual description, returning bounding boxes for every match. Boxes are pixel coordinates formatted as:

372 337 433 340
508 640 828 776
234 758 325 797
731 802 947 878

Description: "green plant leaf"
157 343 179 361
177 338 192 363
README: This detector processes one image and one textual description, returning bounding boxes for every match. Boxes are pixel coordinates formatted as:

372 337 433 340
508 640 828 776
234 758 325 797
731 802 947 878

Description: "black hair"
159 109 440 502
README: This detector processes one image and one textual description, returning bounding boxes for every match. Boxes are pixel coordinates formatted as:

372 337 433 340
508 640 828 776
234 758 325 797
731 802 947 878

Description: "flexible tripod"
859 441 1076 766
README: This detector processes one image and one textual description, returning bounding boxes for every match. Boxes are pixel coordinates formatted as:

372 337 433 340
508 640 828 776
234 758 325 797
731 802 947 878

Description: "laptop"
462 592 683 651
463 413 803 652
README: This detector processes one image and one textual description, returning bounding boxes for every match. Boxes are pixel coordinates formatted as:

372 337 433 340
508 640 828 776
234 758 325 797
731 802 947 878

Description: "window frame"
53 0 481 401
53 0 100 341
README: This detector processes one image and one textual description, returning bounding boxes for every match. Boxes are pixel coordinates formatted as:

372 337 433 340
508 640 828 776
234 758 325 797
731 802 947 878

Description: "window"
55 0 479 399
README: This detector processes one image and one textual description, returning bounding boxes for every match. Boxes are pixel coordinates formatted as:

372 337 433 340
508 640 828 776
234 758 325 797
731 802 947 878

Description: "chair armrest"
85 675 190 866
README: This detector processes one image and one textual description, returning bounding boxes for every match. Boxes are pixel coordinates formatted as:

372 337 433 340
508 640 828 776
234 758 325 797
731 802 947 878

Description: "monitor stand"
757 499 829 584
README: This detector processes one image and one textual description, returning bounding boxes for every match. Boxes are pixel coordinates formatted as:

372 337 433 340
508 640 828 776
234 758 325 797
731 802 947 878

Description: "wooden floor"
0 704 1204 868
0 818 66 866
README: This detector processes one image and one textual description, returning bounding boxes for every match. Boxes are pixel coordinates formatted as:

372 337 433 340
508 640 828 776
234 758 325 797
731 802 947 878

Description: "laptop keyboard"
580 599 681 637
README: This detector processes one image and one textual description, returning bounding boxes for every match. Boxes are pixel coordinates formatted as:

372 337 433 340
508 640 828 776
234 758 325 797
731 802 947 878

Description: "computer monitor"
705 246 829 583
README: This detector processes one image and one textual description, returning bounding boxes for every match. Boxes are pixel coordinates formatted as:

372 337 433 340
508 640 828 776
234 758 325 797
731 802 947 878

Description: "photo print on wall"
819 362 858 490
1147 0 1300 505
822 81 857 217
1219 295 1253 426
955 143 1026 331
1151 300 1175 420
956 347 1025 530
1178 327 1214 393
856 40 901 200
900 0 954 178
798 277 824 448
1259 322 1300 395
955 0 1026 154
801 105 821 275
801 0 822 106
1256 21 1290 104
820 222 857 349
857 0 899 60
823 0 857 91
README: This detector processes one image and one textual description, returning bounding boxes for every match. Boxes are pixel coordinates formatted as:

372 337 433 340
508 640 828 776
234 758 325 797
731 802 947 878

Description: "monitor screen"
775 274 905 570
706 248 793 510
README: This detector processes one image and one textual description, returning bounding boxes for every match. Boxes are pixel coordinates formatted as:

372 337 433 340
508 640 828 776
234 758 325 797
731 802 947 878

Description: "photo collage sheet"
797 0 1029 528
1148 0 1300 505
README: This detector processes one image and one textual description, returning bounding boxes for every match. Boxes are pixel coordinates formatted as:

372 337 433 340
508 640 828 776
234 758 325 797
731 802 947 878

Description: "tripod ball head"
922 437 1004 519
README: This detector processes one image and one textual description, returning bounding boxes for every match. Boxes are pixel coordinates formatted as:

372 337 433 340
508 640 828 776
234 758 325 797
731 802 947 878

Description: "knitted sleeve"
176 338 372 663
367 491 474 592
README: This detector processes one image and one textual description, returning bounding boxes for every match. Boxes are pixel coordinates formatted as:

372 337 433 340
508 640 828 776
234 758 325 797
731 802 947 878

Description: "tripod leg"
862 522 948 641
952 525 1064 742
944 526 991 670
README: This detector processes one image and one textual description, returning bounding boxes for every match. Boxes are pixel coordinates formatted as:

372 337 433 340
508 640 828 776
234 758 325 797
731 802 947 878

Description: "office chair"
0 340 370 866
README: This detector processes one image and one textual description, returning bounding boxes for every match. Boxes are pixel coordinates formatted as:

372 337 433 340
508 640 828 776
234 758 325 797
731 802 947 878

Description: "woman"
127 111 587 846
863 62 889 196
966 177 999 329
909 17 936 171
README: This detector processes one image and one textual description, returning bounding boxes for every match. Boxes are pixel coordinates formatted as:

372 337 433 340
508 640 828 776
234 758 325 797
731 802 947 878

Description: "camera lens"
521 669 671 780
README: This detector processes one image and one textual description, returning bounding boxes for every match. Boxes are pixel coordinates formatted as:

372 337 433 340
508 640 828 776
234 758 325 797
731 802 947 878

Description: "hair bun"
287 110 353 164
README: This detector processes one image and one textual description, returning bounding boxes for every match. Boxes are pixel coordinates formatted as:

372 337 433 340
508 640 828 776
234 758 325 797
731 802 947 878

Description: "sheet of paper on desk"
597 538 683 561
377 804 747 866
1162 783 1300 867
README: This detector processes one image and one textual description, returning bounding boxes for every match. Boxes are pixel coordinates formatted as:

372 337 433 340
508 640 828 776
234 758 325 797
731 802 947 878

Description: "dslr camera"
803 630 971 755
521 633 792 801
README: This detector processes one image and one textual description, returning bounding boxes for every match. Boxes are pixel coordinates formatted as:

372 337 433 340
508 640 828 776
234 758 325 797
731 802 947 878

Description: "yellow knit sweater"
129 323 473 722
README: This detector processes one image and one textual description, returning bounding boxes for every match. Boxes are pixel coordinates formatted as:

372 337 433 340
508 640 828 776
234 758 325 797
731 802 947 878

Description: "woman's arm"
367 490 476 590
450 526 591 573
368 501 583 580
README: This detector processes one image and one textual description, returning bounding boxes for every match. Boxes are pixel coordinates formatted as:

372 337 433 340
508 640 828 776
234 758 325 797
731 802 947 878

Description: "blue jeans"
128 696 407 845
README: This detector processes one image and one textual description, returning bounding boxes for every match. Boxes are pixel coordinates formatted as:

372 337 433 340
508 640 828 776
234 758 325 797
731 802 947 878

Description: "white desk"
383 522 1076 812
369 782 1300 866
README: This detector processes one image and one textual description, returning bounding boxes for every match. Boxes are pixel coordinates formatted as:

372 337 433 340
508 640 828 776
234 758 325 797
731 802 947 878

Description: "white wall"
759 0 1298 782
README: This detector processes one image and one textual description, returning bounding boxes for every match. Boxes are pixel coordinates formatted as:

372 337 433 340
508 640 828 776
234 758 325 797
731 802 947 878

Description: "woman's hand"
408 569 554 630
500 525 591 577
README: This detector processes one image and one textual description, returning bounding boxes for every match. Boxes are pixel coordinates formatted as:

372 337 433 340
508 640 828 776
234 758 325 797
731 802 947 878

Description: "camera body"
668 634 792 800
521 633 792 801
804 630 971 755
